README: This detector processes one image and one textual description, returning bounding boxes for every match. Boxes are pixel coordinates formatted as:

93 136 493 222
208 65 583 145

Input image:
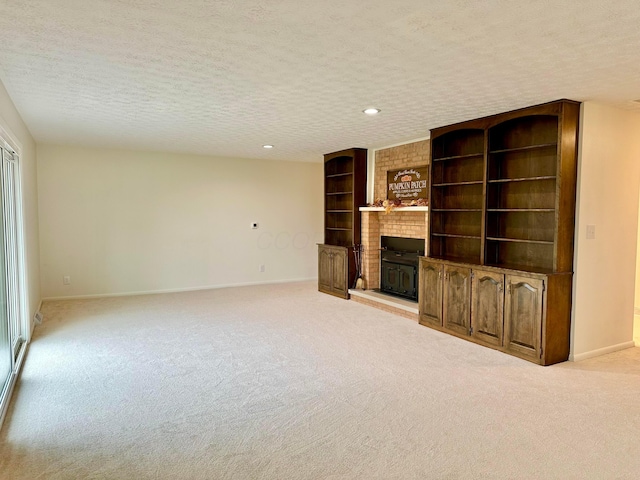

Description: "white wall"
571 102 640 360
0 80 40 335
37 145 323 298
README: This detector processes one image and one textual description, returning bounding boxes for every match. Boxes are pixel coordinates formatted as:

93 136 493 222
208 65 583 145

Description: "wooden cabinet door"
443 265 472 336
318 245 349 298
471 270 504 347
419 259 443 327
504 275 544 362
331 247 348 296
318 245 333 294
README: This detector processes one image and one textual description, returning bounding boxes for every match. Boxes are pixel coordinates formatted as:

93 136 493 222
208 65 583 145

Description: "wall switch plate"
251 222 259 229
63 275 71 285
259 264 265 272
586 224 596 240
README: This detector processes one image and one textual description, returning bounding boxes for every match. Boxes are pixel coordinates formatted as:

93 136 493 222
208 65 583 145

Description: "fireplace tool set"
353 244 364 289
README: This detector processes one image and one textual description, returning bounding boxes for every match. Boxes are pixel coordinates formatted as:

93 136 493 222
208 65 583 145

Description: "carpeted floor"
1 281 639 479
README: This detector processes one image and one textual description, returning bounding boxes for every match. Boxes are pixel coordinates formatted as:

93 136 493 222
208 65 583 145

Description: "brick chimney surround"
349 139 430 321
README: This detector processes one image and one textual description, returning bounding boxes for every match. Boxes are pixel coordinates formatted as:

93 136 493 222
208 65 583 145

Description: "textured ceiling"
1 0 640 162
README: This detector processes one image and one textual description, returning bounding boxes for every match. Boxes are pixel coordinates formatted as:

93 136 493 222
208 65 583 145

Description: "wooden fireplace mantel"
359 206 429 212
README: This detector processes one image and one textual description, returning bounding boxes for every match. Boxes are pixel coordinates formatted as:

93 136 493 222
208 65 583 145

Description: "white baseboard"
41 277 317 302
569 341 636 362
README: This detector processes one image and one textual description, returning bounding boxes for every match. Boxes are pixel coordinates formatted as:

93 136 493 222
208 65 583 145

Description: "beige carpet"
1 281 639 479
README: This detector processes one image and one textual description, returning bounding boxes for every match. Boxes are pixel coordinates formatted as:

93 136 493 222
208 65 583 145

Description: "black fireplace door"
381 261 417 300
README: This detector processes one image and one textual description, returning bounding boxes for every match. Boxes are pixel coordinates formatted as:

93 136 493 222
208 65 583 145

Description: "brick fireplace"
349 139 430 320
360 209 428 290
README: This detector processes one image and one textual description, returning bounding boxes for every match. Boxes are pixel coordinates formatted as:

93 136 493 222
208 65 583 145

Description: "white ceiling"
1 1 639 162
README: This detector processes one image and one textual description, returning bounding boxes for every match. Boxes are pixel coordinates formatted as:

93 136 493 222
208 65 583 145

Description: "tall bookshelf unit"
318 148 367 298
419 100 580 365
429 128 485 264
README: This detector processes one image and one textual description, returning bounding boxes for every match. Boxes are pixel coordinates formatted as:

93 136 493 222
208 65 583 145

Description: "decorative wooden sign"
387 166 429 201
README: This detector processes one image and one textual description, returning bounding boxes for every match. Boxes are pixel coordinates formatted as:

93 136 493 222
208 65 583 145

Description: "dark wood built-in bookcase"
485 114 568 272
318 148 367 298
429 129 485 264
420 100 580 365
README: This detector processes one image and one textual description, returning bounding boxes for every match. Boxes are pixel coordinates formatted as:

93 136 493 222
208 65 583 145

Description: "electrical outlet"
63 275 71 285
259 264 265 273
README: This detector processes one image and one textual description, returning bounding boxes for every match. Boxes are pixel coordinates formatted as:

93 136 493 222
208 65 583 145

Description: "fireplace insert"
380 236 425 301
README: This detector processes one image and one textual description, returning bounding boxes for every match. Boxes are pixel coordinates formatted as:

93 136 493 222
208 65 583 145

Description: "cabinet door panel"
504 275 544 361
419 260 443 327
331 247 348 295
443 265 472 336
471 270 504 346
318 246 333 293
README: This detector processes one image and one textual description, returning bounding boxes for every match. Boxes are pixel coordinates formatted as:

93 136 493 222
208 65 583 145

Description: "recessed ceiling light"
363 108 381 115
263 144 274 149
